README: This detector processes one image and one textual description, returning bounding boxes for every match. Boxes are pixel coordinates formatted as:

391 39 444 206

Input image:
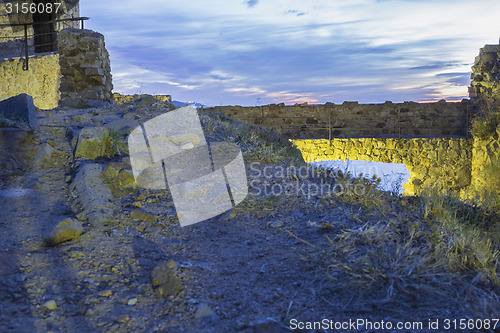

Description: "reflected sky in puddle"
311 160 410 195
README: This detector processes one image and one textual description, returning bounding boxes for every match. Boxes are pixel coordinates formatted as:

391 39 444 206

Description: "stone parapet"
206 100 470 139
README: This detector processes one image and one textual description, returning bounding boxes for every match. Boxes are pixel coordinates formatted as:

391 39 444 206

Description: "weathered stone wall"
0 1 35 41
112 93 172 105
58 28 113 108
292 138 472 196
0 0 80 48
0 28 112 109
206 100 470 139
0 2 112 110
0 53 60 109
469 44 500 111
467 130 500 196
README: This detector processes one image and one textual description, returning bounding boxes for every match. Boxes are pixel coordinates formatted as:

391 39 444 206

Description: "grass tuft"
199 111 305 164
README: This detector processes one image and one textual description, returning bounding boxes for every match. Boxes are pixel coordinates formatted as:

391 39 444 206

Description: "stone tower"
469 43 500 113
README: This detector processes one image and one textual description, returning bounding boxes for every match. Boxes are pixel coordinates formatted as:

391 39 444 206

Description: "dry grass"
287 181 500 318
199 111 305 164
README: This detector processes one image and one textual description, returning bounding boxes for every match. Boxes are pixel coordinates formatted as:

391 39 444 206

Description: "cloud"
286 9 306 16
81 0 500 106
209 71 234 81
244 0 258 8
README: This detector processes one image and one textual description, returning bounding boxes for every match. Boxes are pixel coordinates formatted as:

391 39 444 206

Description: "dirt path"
0 106 324 332
0 104 495 333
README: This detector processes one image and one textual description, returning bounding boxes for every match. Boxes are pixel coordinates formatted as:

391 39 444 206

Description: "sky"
80 0 500 106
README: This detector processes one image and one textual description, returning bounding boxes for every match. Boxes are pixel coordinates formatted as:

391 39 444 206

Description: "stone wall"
205 100 470 139
0 53 60 109
112 93 172 105
467 130 500 197
0 28 112 110
292 138 472 196
58 28 113 108
0 0 80 58
469 44 500 112
0 0 80 34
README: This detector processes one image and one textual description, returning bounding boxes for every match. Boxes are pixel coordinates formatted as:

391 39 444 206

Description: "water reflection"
311 160 410 195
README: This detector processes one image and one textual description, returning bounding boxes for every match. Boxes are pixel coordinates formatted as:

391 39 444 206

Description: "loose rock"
131 210 156 223
34 143 56 168
194 304 218 320
151 261 183 298
72 127 115 160
43 300 57 311
44 218 83 246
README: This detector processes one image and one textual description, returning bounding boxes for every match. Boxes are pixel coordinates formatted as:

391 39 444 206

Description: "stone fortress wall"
0 0 112 109
207 44 500 197
206 100 470 139
112 93 172 105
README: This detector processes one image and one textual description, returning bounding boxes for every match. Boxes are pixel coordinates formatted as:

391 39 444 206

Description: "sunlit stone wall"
463 131 500 200
291 138 473 196
0 53 60 109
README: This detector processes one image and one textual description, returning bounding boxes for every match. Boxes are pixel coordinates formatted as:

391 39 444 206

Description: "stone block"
84 67 104 76
0 93 37 129
482 45 500 53
73 127 115 160
44 218 83 246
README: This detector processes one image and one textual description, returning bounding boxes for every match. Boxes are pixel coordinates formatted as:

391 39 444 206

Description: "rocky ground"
0 97 499 332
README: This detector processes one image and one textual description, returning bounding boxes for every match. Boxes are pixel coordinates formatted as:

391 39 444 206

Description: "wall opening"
33 1 57 53
311 160 410 195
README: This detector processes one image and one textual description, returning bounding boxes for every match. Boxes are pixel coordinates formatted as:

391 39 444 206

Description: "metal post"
23 24 28 71
328 113 332 146
466 103 469 138
398 107 401 139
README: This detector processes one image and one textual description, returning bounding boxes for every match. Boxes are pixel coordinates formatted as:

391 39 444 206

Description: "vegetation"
108 128 129 155
200 111 305 164
471 96 500 139
471 112 500 139
0 114 20 128
117 103 500 321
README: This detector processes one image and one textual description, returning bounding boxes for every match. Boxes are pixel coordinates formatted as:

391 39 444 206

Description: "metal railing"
0 17 88 70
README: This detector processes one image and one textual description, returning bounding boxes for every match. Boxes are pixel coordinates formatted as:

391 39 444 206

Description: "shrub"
471 113 500 139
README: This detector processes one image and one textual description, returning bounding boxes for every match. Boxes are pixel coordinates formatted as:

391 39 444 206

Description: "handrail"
0 17 90 71
0 17 89 28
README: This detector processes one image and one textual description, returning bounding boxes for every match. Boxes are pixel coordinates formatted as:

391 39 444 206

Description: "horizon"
81 0 500 107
